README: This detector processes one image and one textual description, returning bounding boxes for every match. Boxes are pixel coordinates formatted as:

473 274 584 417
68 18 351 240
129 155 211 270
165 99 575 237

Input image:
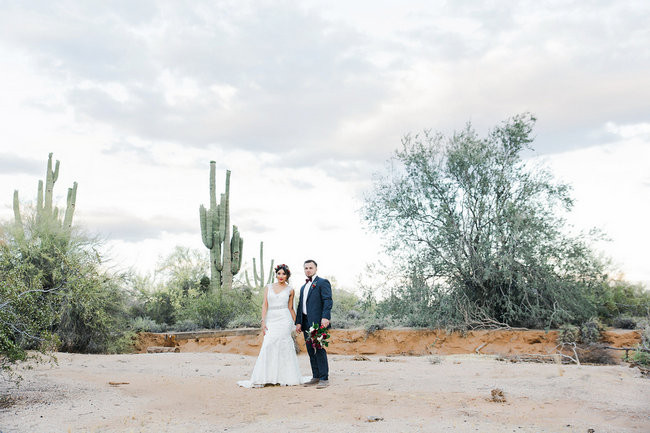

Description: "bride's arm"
261 286 269 334
288 289 297 323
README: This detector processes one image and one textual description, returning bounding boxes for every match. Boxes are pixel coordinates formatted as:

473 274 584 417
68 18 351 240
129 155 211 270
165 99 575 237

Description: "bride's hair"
274 263 291 281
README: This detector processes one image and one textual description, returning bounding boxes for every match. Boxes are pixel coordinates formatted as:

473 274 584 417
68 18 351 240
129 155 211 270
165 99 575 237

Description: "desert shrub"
177 289 256 329
593 278 650 322
141 289 179 326
227 314 260 329
171 319 200 332
612 316 637 330
130 317 166 333
630 325 650 367
631 350 650 366
578 344 618 365
579 319 605 344
1 214 131 359
331 289 364 329
0 231 59 377
363 316 404 335
558 324 580 344
56 268 130 353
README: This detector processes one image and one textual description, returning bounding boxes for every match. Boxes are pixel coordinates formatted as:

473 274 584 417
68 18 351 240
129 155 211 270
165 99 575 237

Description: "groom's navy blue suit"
295 276 332 381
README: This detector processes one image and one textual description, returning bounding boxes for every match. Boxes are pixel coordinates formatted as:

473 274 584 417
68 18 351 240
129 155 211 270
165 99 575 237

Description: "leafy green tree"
364 114 613 328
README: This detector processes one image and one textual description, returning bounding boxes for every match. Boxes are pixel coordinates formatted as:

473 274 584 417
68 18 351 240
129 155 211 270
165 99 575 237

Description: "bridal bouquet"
307 323 330 350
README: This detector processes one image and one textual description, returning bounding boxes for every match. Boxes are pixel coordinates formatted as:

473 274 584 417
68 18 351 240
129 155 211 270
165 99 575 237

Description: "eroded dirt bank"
136 328 642 357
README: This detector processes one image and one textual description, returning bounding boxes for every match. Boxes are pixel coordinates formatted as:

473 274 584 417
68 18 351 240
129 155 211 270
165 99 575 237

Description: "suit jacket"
295 276 332 328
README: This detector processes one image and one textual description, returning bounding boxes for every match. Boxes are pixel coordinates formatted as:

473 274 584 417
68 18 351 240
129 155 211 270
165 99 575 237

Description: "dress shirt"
302 274 317 315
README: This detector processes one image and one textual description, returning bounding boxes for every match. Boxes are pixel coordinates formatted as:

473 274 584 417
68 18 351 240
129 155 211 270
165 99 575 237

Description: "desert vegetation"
2 115 649 381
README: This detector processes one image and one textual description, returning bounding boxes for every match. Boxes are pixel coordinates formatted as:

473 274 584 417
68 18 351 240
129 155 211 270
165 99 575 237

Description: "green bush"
558 324 580 344
1 211 133 373
579 318 605 344
129 317 167 333
227 314 260 329
171 319 200 332
331 289 364 329
613 316 637 329
631 325 650 366
176 289 257 329
631 349 650 367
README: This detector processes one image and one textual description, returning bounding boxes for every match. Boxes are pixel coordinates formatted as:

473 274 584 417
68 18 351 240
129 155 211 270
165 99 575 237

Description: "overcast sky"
1 0 648 290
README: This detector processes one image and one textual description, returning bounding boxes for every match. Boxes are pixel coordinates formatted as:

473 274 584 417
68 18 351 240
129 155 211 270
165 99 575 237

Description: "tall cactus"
43 152 60 217
245 241 275 289
13 153 78 236
199 163 244 295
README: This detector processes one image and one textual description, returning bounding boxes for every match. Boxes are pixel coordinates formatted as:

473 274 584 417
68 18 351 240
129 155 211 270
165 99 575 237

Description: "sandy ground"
2 350 648 433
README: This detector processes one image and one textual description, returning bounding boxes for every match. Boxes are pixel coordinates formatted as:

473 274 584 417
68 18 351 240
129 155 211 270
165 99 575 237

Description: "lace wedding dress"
237 285 306 388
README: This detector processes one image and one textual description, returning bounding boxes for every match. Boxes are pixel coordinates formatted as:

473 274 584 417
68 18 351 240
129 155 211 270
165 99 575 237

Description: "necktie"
305 277 312 284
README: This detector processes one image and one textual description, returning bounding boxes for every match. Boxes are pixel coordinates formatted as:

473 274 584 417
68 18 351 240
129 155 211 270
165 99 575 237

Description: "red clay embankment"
135 328 641 357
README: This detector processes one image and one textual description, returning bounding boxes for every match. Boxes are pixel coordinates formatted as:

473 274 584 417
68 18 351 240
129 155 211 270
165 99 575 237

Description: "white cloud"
1 0 649 291
541 124 650 286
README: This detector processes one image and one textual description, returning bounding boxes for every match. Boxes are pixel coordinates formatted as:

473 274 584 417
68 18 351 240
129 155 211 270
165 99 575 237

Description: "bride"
237 264 305 387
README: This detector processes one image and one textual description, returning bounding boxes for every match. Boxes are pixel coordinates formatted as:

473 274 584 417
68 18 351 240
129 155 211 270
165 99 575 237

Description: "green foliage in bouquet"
306 323 330 350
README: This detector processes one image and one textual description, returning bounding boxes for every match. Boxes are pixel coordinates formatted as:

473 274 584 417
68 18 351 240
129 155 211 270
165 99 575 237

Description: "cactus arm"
63 182 77 229
13 190 22 226
218 194 226 242
37 180 44 216
236 230 243 274
199 205 213 249
221 170 233 289
267 259 275 285
230 226 242 275
53 159 60 183
252 257 260 286
44 153 59 214
245 270 252 287
214 233 223 272
209 161 217 209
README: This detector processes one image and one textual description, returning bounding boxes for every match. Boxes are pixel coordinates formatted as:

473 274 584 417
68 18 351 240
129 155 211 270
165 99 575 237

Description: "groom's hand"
321 318 330 328
295 324 302 333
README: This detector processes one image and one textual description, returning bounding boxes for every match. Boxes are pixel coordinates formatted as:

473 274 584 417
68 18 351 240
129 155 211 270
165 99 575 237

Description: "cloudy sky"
1 0 648 290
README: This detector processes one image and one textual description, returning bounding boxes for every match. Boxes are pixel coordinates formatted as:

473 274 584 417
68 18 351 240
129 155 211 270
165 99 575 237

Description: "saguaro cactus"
13 153 78 236
245 242 275 290
199 163 244 295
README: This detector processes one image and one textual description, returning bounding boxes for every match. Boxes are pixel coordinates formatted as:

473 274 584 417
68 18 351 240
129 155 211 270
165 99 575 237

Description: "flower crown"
274 263 290 273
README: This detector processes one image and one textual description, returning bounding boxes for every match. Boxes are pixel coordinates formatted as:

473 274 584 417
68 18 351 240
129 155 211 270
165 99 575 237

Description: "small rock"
352 355 370 361
490 388 506 403
147 346 179 353
366 416 384 422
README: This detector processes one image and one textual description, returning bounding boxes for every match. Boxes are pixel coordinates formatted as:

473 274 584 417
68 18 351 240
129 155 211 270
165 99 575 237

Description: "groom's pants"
302 323 328 381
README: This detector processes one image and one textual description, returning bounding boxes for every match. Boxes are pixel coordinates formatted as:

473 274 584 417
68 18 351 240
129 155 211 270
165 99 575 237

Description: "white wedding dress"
237 285 306 388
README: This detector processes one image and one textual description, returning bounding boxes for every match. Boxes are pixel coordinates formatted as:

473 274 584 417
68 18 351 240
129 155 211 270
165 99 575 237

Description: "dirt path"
2 351 648 433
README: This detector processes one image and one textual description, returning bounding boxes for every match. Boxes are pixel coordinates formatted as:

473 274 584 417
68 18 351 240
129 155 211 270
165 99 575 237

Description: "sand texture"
1 329 648 432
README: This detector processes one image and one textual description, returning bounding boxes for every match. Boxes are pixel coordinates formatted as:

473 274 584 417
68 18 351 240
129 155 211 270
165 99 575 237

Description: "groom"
295 259 333 389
